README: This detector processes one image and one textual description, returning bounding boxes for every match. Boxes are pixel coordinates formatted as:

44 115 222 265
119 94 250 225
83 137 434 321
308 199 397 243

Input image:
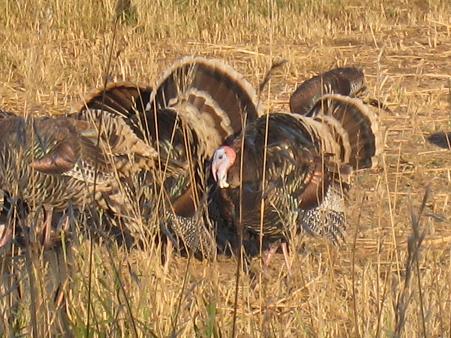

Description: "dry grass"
0 0 450 336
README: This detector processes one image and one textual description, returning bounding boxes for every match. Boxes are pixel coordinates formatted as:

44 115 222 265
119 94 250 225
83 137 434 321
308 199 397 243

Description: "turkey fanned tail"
149 56 259 162
307 94 383 171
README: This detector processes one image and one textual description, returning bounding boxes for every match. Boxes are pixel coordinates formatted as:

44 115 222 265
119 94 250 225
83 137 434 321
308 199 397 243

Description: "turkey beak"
212 161 229 189
212 162 218 182
217 170 229 189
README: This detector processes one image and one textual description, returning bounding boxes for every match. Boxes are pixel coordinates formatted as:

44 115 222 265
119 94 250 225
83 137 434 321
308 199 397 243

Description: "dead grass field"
0 0 450 336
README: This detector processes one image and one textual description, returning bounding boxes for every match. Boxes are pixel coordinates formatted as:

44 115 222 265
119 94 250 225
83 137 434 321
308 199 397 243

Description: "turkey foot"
263 241 291 275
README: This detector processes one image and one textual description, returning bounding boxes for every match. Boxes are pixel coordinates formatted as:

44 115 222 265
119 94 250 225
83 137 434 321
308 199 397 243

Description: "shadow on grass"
426 131 451 149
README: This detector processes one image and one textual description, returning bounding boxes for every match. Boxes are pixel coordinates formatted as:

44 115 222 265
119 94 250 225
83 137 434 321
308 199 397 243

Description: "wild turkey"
210 93 383 264
0 112 157 247
72 56 260 256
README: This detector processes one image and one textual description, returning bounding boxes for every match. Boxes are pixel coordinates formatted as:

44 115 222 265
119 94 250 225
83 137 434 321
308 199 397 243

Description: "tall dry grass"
0 0 450 336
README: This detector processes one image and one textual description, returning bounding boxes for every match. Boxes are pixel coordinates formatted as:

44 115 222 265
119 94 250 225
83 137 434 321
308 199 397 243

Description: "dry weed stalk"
393 186 430 337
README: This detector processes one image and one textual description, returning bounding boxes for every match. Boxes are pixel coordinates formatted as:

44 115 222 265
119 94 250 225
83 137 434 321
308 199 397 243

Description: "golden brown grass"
0 0 450 336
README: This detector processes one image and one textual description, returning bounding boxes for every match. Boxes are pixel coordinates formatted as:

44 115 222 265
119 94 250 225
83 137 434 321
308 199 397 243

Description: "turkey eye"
218 155 223 160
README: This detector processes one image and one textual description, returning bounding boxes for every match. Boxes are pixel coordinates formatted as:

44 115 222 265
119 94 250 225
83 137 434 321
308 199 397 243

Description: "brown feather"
31 141 79 174
72 82 152 118
290 67 365 115
172 187 196 217
298 159 329 209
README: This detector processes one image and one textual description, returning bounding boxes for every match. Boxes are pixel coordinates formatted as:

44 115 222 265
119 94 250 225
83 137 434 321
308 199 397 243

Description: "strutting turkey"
72 56 260 257
0 109 157 248
210 67 383 266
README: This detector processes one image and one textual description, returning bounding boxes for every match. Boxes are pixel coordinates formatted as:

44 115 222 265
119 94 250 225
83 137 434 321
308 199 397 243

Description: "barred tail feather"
149 56 260 154
73 82 152 118
71 82 153 139
290 67 365 116
310 94 383 170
